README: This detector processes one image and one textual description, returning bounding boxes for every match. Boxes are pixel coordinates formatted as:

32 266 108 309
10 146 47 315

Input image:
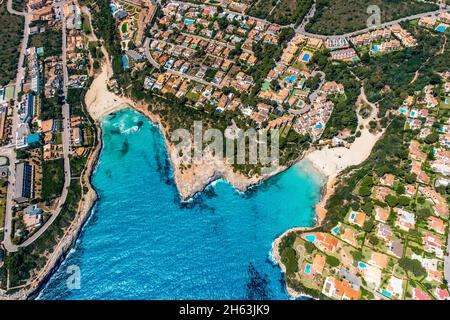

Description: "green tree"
326 255 340 267
386 195 399 207
359 186 372 197
424 132 439 144
398 258 426 278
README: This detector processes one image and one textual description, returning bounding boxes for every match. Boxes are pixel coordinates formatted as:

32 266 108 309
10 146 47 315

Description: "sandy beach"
304 127 383 176
304 87 382 177
271 88 385 298
85 62 130 121
84 61 291 201
9 53 382 300
85 57 384 204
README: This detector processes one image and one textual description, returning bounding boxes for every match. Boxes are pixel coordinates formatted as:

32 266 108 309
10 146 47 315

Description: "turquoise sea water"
39 108 323 300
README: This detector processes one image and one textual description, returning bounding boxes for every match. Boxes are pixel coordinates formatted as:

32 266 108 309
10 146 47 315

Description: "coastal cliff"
0 121 102 300
85 63 291 201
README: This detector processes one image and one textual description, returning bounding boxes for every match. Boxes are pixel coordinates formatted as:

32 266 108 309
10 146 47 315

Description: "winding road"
18 0 72 249
2 0 30 253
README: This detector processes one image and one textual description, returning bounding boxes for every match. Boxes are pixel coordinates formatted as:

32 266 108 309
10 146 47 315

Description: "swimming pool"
410 110 417 117
305 234 316 243
184 19 195 25
350 211 356 220
314 123 323 130
302 53 311 62
109 3 118 13
358 262 367 269
381 290 392 298
436 25 447 33
399 108 408 115
331 225 340 235
285 75 297 83
372 45 379 53
122 55 128 71
304 263 312 275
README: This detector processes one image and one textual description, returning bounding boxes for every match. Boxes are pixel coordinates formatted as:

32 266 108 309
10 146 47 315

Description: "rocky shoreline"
270 171 335 300
0 121 103 300
0 55 382 299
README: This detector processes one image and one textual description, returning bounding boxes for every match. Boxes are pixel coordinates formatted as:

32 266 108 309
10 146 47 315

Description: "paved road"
293 0 317 34
445 233 450 288
169 0 448 40
2 0 72 252
6 0 27 16
144 37 160 68
2 0 30 253
18 0 72 249
308 70 325 103
143 37 222 87
315 7 449 40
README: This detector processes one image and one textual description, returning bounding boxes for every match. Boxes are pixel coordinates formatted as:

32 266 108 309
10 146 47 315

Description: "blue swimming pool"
314 123 323 130
350 211 356 220
436 25 447 33
410 110 417 117
109 3 118 13
358 262 367 269
305 235 316 243
285 75 297 83
184 19 195 25
381 290 392 298
302 53 311 62
122 55 128 71
372 45 379 53
331 226 340 235
399 108 407 115
304 263 312 275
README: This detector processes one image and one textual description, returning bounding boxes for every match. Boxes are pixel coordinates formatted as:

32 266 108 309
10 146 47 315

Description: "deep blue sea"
39 108 323 300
